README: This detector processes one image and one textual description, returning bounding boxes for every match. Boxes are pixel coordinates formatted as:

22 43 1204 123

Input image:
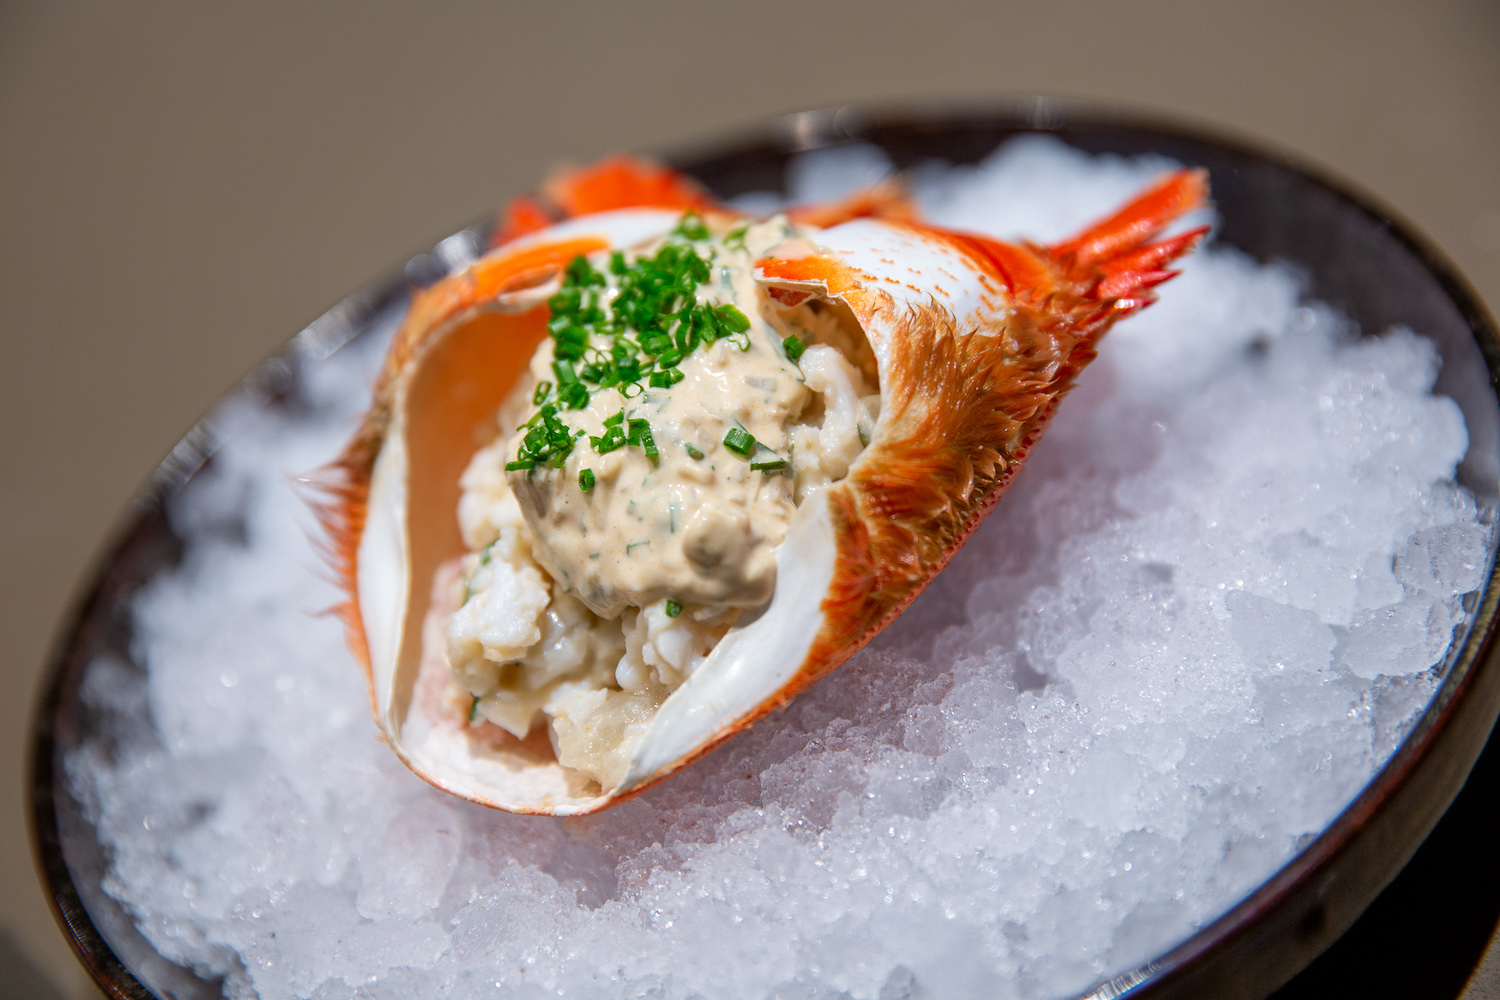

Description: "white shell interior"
362 209 1009 809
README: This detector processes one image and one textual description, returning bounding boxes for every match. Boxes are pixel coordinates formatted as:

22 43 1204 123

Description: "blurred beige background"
3 2 1498 997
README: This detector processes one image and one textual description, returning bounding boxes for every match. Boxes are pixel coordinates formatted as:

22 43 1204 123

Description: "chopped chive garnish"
750 457 788 473
723 427 756 457
505 459 536 471
510 402 582 469
782 335 806 361
665 599 682 618
628 418 658 459
591 425 627 453
675 212 710 241
649 367 685 389
468 696 481 723
715 303 751 333
520 212 773 460
684 443 705 460
579 468 595 491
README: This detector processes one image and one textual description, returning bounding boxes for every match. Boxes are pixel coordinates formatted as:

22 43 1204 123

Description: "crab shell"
321 159 1208 815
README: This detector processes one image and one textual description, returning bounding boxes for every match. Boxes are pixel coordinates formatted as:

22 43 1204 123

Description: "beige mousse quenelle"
320 156 1207 815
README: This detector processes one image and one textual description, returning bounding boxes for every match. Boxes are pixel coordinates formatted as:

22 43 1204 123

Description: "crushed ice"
66 138 1494 1000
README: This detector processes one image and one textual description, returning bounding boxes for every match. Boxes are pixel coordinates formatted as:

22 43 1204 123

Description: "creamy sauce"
512 218 814 618
444 215 877 789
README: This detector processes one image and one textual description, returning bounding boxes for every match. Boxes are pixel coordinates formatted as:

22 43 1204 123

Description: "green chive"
676 212 710 241
528 227 784 462
715 303 751 333
505 459 535 471
684 443 704 460
469 696 481 724
648 367 685 389
665 599 682 618
782 335 806 361
723 427 756 457
579 468 595 491
750 457 788 473
628 418 658 459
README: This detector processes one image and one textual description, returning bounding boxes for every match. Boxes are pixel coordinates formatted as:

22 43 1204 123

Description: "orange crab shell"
633 171 1208 784
763 171 1212 683
318 208 690 788
316 156 1208 815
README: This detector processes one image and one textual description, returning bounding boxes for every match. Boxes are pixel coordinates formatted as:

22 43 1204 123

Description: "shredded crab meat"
789 343 880 501
442 218 879 788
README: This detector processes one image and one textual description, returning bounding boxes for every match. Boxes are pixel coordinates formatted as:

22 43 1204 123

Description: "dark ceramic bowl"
30 102 1500 1000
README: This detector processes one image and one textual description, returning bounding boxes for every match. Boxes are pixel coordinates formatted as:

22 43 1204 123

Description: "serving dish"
29 100 1500 1000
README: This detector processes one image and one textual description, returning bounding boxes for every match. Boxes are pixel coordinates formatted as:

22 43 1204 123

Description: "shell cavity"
322 161 1207 815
